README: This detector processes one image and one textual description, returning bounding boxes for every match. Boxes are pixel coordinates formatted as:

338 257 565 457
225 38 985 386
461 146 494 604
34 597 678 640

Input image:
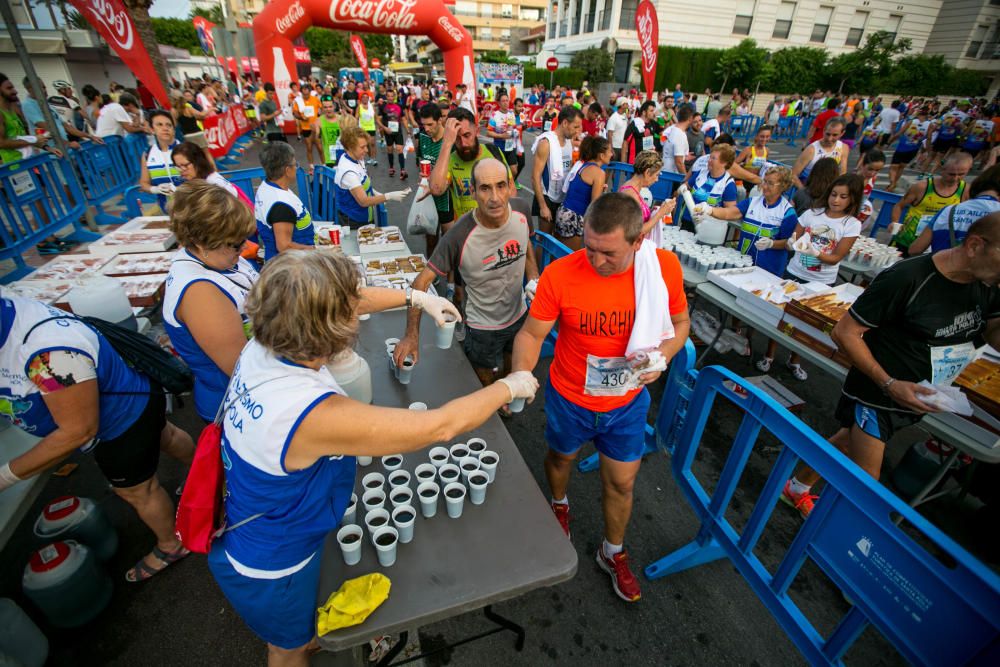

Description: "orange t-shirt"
301 96 321 130
530 248 688 411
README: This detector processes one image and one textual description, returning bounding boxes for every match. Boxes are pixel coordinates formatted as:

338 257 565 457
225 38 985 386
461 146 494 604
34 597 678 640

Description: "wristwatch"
405 287 413 308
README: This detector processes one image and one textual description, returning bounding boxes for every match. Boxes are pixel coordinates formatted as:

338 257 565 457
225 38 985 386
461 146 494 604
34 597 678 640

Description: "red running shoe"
389 168 396 176
551 502 570 538
400 170 408 181
596 548 642 602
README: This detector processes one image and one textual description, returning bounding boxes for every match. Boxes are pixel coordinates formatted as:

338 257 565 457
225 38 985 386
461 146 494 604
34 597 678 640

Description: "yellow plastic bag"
316 573 391 636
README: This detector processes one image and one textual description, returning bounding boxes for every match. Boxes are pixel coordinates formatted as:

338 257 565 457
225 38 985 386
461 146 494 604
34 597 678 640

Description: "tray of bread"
736 279 825 328
955 358 1000 418
116 274 168 307
2 280 74 306
780 283 864 348
364 255 426 278
88 229 177 256
100 252 176 277
23 254 115 282
357 225 408 255
118 216 171 232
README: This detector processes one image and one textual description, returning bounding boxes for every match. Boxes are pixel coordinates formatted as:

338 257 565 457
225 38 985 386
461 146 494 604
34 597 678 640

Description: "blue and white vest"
146 140 180 212
254 180 314 261
334 153 375 225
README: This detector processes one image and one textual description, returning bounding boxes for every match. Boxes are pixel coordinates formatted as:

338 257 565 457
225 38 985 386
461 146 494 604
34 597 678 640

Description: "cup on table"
362 472 385 494
357 456 373 466
408 402 428 411
417 481 440 518
362 489 386 513
435 315 457 349
382 454 404 472
438 463 460 486
391 505 416 544
365 508 391 542
390 485 413 508
444 482 467 518
337 524 364 566
449 443 470 464
466 438 487 457
414 463 437 485
342 493 358 526
508 397 526 413
468 471 489 506
459 456 481 485
388 469 411 489
429 446 450 468
397 356 415 385
373 526 399 567
479 451 499 483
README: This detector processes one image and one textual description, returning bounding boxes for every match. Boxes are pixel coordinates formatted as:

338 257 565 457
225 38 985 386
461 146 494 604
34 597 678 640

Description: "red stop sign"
546 57 559 72
371 57 382 68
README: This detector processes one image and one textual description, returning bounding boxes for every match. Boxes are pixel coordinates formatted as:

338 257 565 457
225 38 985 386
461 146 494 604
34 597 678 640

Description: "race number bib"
348 99 357 108
641 135 654 151
388 121 400 133
504 138 516 152
543 120 553 132
584 355 633 397
303 106 315 118
930 342 976 386
328 144 338 162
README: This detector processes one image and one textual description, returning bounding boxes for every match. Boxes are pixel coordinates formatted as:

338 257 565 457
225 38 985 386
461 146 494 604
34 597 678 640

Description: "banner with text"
204 107 250 158
349 34 369 81
635 0 659 101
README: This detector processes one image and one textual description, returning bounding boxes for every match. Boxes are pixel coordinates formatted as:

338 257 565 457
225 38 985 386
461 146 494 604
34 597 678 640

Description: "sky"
150 1 191 19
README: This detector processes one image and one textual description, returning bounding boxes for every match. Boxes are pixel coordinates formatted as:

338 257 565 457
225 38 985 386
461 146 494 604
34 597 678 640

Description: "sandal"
125 544 190 583
786 358 808 381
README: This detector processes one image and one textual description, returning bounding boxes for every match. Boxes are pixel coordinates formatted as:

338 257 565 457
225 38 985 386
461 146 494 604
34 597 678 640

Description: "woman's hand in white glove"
754 237 774 251
497 370 540 402
410 290 462 326
383 188 411 202
524 278 538 301
149 183 174 195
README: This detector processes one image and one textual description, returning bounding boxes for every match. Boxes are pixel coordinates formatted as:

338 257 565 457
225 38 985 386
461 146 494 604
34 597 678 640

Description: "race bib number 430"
584 354 633 396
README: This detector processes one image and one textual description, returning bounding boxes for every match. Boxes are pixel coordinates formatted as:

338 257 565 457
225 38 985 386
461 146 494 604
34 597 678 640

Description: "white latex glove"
888 222 902 236
383 188 411 202
524 278 538 302
754 237 774 251
798 243 820 257
149 183 175 195
0 462 22 492
692 202 712 222
410 289 462 326
497 370 540 402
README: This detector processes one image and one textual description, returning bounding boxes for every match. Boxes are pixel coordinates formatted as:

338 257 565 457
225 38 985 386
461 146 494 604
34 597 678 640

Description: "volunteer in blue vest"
254 142 315 261
334 126 410 229
0 296 195 582
531 106 584 234
907 164 1000 255
139 109 181 213
681 143 738 232
164 181 258 422
207 250 539 666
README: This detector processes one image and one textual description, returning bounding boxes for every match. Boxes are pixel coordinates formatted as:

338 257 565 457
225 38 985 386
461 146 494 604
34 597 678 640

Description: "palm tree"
121 0 170 93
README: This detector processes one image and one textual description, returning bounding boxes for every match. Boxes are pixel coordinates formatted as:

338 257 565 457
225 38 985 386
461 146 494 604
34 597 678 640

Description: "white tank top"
802 139 845 180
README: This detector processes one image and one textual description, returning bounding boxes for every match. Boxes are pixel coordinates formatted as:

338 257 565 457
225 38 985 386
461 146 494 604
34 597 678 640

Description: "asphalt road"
0 127 987 666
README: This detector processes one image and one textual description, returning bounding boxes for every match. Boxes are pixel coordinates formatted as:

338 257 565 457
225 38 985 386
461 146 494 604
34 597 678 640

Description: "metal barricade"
120 133 150 183
604 162 634 192
650 171 686 202
646 365 1000 666
0 153 99 282
867 190 904 237
531 231 572 359
69 137 133 225
310 165 338 222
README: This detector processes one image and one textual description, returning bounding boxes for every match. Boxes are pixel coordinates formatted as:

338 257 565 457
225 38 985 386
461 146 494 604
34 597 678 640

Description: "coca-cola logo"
276 0 305 34
331 0 418 31
438 16 463 43
83 0 134 50
635 4 657 74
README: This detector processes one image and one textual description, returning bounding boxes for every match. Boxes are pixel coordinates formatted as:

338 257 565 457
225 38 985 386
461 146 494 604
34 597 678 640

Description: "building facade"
923 0 1000 74
418 1 547 62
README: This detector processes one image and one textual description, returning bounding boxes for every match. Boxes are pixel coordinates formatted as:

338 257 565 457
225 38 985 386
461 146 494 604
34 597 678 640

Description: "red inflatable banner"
204 107 249 158
253 0 476 111
349 34 370 80
67 0 171 107
635 0 658 101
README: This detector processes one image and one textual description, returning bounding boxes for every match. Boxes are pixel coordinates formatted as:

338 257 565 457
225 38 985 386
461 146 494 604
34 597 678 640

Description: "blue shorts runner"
834 394 921 442
208 539 323 650
544 378 650 462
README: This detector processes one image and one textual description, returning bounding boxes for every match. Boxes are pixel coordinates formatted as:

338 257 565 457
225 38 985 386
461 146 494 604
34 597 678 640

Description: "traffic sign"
371 57 382 68
546 57 559 72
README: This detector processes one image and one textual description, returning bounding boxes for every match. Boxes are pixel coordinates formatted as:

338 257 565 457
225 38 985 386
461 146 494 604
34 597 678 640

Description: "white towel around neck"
626 239 675 356
531 130 569 201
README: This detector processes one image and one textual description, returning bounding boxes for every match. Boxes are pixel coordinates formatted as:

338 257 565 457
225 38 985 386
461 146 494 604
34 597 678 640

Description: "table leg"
374 630 408 667
378 605 526 665
895 448 960 521
483 604 526 651
695 309 730 368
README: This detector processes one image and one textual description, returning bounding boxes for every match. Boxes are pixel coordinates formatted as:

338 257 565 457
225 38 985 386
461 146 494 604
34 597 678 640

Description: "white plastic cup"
388 469 411 489
466 438 487 457
397 357 415 385
459 456 481 485
449 443 470 464
385 337 400 350
429 446 450 468
408 402 428 410
438 463 461 486
361 472 385 494
362 489 386 513
508 397 526 413
381 454 404 472
390 485 413 508
479 451 499 483
337 524 364 566
414 463 437 484
365 508 391 543
373 526 399 567
468 471 489 505
435 315 457 349
444 482 467 519
417 481 440 518
391 504 416 544
342 493 358 526
357 456 373 466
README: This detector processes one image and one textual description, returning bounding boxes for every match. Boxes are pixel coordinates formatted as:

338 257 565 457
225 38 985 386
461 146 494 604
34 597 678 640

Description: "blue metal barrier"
531 231 572 358
121 133 150 183
867 189 904 237
649 171 686 202
604 162 633 191
645 365 1000 666
578 339 697 472
723 115 764 143
69 137 134 225
121 186 157 219
0 153 99 282
311 165 338 221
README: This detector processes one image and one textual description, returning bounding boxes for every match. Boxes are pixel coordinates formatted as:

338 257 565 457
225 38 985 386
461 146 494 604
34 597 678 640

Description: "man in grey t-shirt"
394 159 540 397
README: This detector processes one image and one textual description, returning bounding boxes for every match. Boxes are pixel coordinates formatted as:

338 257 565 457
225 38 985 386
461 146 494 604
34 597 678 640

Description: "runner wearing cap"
512 192 690 603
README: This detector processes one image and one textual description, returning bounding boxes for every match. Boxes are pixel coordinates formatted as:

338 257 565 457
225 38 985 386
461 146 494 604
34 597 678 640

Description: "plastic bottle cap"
43 496 80 522
29 543 71 573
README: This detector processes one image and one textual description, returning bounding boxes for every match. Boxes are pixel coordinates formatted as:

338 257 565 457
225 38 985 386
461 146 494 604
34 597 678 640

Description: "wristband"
0 462 23 491
880 377 896 394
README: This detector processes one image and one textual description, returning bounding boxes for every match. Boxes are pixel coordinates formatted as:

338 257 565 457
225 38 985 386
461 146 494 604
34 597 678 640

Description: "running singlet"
963 119 994 151
379 102 403 134
319 116 341 165
800 140 845 181
446 144 511 218
897 120 930 152
936 111 968 141
490 110 519 153
747 146 768 171
735 196 798 276
254 181 314 261
1 108 27 163
145 140 180 212
358 103 376 131
896 177 967 248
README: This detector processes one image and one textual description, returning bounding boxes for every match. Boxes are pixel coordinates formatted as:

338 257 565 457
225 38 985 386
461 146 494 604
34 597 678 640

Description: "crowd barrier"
645 364 1000 665
604 162 685 203
530 231 570 360
722 115 765 142
0 153 100 282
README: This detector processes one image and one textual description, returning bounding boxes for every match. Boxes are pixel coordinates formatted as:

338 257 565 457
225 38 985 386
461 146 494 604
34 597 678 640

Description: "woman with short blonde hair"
207 250 539 665
618 149 675 237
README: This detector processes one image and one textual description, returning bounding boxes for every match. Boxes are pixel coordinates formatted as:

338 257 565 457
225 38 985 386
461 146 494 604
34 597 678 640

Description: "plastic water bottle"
325 349 373 404
0 598 48 667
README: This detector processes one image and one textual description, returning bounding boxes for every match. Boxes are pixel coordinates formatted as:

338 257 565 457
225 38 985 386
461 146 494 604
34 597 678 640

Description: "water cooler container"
33 495 118 561
22 541 113 628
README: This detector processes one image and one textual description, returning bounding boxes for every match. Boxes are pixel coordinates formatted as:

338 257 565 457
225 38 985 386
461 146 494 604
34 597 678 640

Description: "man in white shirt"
662 105 692 175
95 93 145 138
606 100 629 154
876 100 901 146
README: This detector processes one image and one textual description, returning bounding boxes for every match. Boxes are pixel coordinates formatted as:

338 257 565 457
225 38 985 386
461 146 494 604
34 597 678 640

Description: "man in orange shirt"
301 84 322 168
512 193 690 603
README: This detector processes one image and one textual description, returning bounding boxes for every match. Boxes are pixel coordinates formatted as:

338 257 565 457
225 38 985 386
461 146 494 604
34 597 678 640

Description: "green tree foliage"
761 47 828 92
713 39 768 91
524 66 586 90
570 47 613 83
151 17 204 55
480 50 517 64
190 5 223 24
303 28 393 72
877 54 989 96
653 46 723 92
827 31 910 93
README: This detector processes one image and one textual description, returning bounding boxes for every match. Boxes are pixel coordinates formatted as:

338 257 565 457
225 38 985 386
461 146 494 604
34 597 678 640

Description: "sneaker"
389 168 395 176
595 548 642 602
454 321 466 342
780 480 817 519
755 357 773 373
400 170 408 181
786 358 808 381
551 502 570 537
37 241 61 255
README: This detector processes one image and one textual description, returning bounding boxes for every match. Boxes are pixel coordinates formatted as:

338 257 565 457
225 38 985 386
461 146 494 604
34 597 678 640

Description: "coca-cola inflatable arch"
253 0 476 108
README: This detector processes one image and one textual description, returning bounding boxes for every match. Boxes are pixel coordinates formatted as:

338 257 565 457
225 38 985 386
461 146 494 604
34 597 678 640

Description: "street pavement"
0 126 987 666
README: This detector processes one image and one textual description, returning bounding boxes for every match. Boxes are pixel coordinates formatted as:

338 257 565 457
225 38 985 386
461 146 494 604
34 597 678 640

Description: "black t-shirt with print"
843 254 1000 411
342 90 358 112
